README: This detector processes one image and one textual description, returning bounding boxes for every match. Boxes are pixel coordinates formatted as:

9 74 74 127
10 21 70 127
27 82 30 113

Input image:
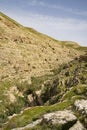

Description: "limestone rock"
42 110 77 127
74 100 87 114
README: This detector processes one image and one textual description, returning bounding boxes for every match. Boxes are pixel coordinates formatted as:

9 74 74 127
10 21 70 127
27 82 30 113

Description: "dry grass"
0 12 84 83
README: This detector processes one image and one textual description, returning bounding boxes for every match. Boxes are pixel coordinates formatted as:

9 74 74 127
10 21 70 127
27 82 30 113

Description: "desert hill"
0 12 84 83
0 12 87 130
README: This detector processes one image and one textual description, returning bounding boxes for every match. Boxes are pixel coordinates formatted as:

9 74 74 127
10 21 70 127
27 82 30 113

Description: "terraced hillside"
0 12 87 130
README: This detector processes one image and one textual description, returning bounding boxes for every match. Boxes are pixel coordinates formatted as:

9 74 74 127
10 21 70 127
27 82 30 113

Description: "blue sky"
0 0 87 46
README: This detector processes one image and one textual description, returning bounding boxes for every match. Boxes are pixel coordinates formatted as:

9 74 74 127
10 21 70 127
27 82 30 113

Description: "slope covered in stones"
0 12 85 83
0 12 87 130
1 53 87 130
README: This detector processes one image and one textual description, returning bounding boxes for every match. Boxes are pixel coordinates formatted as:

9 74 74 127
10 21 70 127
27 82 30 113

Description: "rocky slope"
1 53 86 130
0 12 84 82
0 12 87 130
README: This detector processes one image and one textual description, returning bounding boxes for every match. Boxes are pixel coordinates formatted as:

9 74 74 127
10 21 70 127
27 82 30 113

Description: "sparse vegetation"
0 12 87 130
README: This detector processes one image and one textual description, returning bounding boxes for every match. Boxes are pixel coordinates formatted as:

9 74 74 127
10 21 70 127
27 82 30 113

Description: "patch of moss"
3 99 73 130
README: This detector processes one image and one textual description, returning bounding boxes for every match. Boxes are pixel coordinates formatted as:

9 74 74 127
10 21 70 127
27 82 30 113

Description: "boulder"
74 100 87 115
41 110 77 129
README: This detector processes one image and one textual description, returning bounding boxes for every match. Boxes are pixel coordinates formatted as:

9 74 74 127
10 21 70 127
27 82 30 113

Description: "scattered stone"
74 100 87 114
28 94 34 103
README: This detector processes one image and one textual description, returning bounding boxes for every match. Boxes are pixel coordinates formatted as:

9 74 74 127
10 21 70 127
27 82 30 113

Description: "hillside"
0 12 85 82
2 52 87 130
0 12 87 130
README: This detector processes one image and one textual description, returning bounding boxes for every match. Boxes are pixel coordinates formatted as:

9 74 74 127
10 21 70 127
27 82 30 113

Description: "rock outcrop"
74 100 87 129
41 110 77 129
11 110 78 130
74 100 87 115
42 110 77 125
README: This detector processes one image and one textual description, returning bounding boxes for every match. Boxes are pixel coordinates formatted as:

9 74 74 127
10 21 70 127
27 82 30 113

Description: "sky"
0 0 87 46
